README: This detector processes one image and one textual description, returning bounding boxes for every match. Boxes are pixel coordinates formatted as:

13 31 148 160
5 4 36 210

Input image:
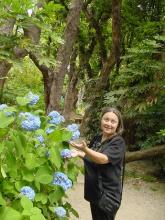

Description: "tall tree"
0 18 15 99
81 0 122 136
46 0 83 112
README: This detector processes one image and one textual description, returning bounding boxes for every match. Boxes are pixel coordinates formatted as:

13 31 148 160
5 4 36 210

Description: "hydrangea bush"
0 92 81 220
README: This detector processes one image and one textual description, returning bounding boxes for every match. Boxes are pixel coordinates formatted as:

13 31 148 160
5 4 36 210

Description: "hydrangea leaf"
0 112 15 128
48 187 65 204
25 153 46 170
49 129 72 142
35 166 53 184
16 97 29 106
0 142 5 154
11 132 25 157
50 146 61 169
30 207 41 215
21 196 33 210
22 169 35 182
6 151 17 178
0 193 6 205
1 166 7 178
64 202 79 218
2 180 17 195
30 213 46 220
35 193 47 204
0 206 22 220
0 128 8 138
49 129 63 142
67 162 79 182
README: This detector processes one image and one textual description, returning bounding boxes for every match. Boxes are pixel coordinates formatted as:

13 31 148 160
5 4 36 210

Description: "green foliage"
0 0 66 67
0 93 81 219
104 34 165 149
2 57 44 108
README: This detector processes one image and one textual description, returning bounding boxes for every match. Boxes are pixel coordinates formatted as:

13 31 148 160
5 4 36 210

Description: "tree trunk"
125 145 165 163
0 61 12 99
63 49 78 120
100 0 121 88
0 18 15 100
47 0 83 113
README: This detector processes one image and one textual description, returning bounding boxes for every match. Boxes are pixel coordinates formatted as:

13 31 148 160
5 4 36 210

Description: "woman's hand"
70 149 85 159
69 140 88 151
70 149 79 158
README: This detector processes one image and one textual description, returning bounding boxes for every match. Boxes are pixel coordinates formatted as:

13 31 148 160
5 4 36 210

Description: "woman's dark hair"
101 107 124 135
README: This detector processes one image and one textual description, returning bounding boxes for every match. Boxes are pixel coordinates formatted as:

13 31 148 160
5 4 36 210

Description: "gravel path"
67 174 165 220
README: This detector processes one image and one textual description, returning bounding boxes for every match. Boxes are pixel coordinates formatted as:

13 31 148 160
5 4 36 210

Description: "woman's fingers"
71 149 79 157
69 141 83 148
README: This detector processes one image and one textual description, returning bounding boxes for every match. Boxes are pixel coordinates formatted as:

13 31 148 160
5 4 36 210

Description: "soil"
67 161 165 220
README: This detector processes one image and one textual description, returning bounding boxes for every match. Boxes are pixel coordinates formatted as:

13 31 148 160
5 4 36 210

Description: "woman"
70 107 125 220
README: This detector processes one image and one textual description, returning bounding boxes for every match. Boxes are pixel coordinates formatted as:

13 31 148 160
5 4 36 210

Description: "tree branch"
125 145 165 163
83 7 107 64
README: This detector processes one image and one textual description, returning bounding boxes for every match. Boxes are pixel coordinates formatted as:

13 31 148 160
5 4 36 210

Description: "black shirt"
83 134 125 203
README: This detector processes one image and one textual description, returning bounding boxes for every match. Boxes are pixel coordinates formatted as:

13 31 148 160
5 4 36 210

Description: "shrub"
0 92 81 220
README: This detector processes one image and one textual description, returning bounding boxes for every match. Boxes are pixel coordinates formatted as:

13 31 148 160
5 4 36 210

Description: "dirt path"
67 174 165 220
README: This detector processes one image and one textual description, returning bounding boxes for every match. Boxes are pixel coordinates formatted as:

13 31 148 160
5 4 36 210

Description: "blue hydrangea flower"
20 186 35 200
54 207 66 218
67 123 79 132
0 104 8 111
60 149 72 158
67 123 80 140
46 126 55 134
71 130 80 140
48 111 65 125
52 172 72 191
21 113 41 131
36 135 44 143
5 112 14 117
26 92 39 105
48 111 60 118
19 112 32 118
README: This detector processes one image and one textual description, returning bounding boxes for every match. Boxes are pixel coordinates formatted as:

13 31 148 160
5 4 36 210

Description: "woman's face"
101 112 119 137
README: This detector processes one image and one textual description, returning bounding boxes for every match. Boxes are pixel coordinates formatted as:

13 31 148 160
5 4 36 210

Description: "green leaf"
0 128 8 138
2 180 17 195
49 146 61 169
48 187 65 204
0 112 15 128
31 207 41 215
0 193 6 205
67 162 78 182
0 142 5 154
15 181 27 192
1 166 7 178
25 153 46 170
35 193 47 204
35 166 53 184
21 196 33 210
11 132 25 157
34 180 40 191
64 202 79 218
49 129 72 142
49 129 63 142
6 151 17 178
30 213 46 220
16 97 29 106
0 206 22 220
22 169 35 182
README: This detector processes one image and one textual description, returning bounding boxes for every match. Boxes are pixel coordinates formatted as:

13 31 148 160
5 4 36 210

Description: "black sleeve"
102 136 125 165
